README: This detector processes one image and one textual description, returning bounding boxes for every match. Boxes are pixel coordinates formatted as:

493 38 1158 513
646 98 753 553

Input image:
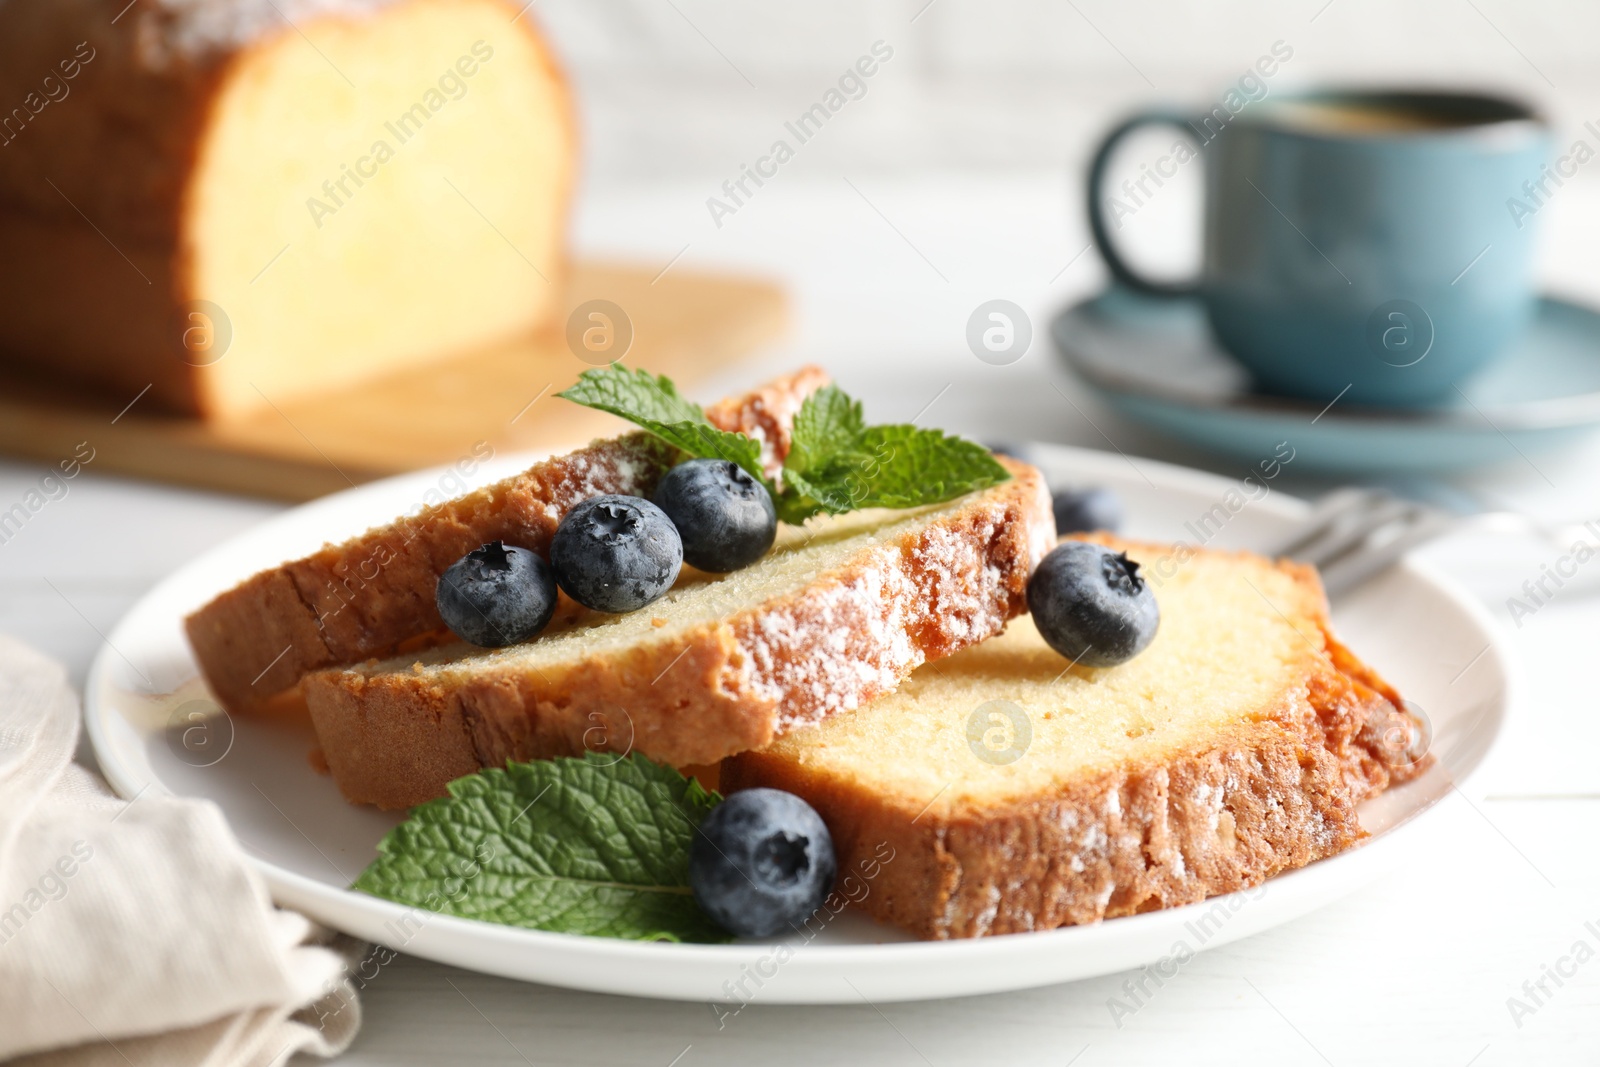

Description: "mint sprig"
557 366 765 485
785 384 865 475
352 753 730 943
779 422 1016 524
557 367 1009 524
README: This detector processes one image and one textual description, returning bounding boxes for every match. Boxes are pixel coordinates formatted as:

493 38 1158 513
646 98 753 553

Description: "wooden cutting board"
0 262 785 502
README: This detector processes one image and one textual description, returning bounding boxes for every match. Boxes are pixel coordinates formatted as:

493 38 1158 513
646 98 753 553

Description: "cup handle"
1085 110 1202 298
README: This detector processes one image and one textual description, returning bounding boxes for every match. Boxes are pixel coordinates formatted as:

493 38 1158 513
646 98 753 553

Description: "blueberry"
549 494 682 613
1051 486 1123 534
652 459 777 573
1027 541 1159 667
435 541 557 647
690 788 837 938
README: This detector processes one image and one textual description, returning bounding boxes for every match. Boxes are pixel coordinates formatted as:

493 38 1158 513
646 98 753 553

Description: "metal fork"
1262 486 1600 597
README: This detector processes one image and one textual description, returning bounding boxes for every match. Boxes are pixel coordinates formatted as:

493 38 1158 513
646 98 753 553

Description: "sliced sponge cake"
722 536 1429 940
304 458 1055 809
186 367 829 713
0 0 574 418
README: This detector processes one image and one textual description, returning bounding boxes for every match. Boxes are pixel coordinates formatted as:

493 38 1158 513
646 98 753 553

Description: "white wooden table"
6 174 1598 1065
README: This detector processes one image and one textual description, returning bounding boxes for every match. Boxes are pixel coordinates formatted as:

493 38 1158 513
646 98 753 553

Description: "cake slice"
303 458 1054 809
721 536 1431 940
0 0 573 417
186 367 829 713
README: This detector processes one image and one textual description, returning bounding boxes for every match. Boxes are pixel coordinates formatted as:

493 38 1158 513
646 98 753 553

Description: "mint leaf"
558 364 1009 524
558 365 705 427
784 385 863 477
775 467 850 525
352 753 730 943
837 425 1010 510
557 366 767 486
780 388 1010 520
640 420 764 482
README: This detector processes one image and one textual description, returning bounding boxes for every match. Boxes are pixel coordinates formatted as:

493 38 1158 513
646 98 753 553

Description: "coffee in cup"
1087 90 1551 407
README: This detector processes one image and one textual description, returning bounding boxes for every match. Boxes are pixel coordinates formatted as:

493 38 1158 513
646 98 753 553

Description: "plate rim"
82 442 1514 1001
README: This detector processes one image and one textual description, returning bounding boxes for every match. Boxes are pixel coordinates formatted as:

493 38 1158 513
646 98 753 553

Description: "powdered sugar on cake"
134 0 396 65
736 496 1038 734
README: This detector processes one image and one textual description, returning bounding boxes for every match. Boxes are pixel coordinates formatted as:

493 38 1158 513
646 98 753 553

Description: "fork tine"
1317 509 1459 597
1260 487 1388 560
1262 486 1469 597
1286 496 1416 571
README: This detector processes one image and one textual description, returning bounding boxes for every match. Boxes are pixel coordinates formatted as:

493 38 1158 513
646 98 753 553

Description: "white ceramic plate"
85 443 1510 1005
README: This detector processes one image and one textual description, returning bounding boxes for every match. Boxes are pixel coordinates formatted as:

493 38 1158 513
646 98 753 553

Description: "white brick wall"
531 0 1600 183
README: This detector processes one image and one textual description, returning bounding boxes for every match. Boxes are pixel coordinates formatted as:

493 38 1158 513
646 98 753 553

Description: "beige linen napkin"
0 636 362 1066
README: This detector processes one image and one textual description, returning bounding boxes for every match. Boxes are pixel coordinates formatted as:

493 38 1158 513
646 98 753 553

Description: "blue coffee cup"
1087 90 1552 407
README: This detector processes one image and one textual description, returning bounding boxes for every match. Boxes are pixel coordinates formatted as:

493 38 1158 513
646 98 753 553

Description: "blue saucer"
1051 288 1600 472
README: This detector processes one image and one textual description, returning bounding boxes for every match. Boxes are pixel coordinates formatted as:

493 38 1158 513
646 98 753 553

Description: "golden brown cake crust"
727 725 1365 939
185 368 828 713
0 0 544 239
0 0 578 414
303 458 1055 809
721 536 1432 940
703 364 830 473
